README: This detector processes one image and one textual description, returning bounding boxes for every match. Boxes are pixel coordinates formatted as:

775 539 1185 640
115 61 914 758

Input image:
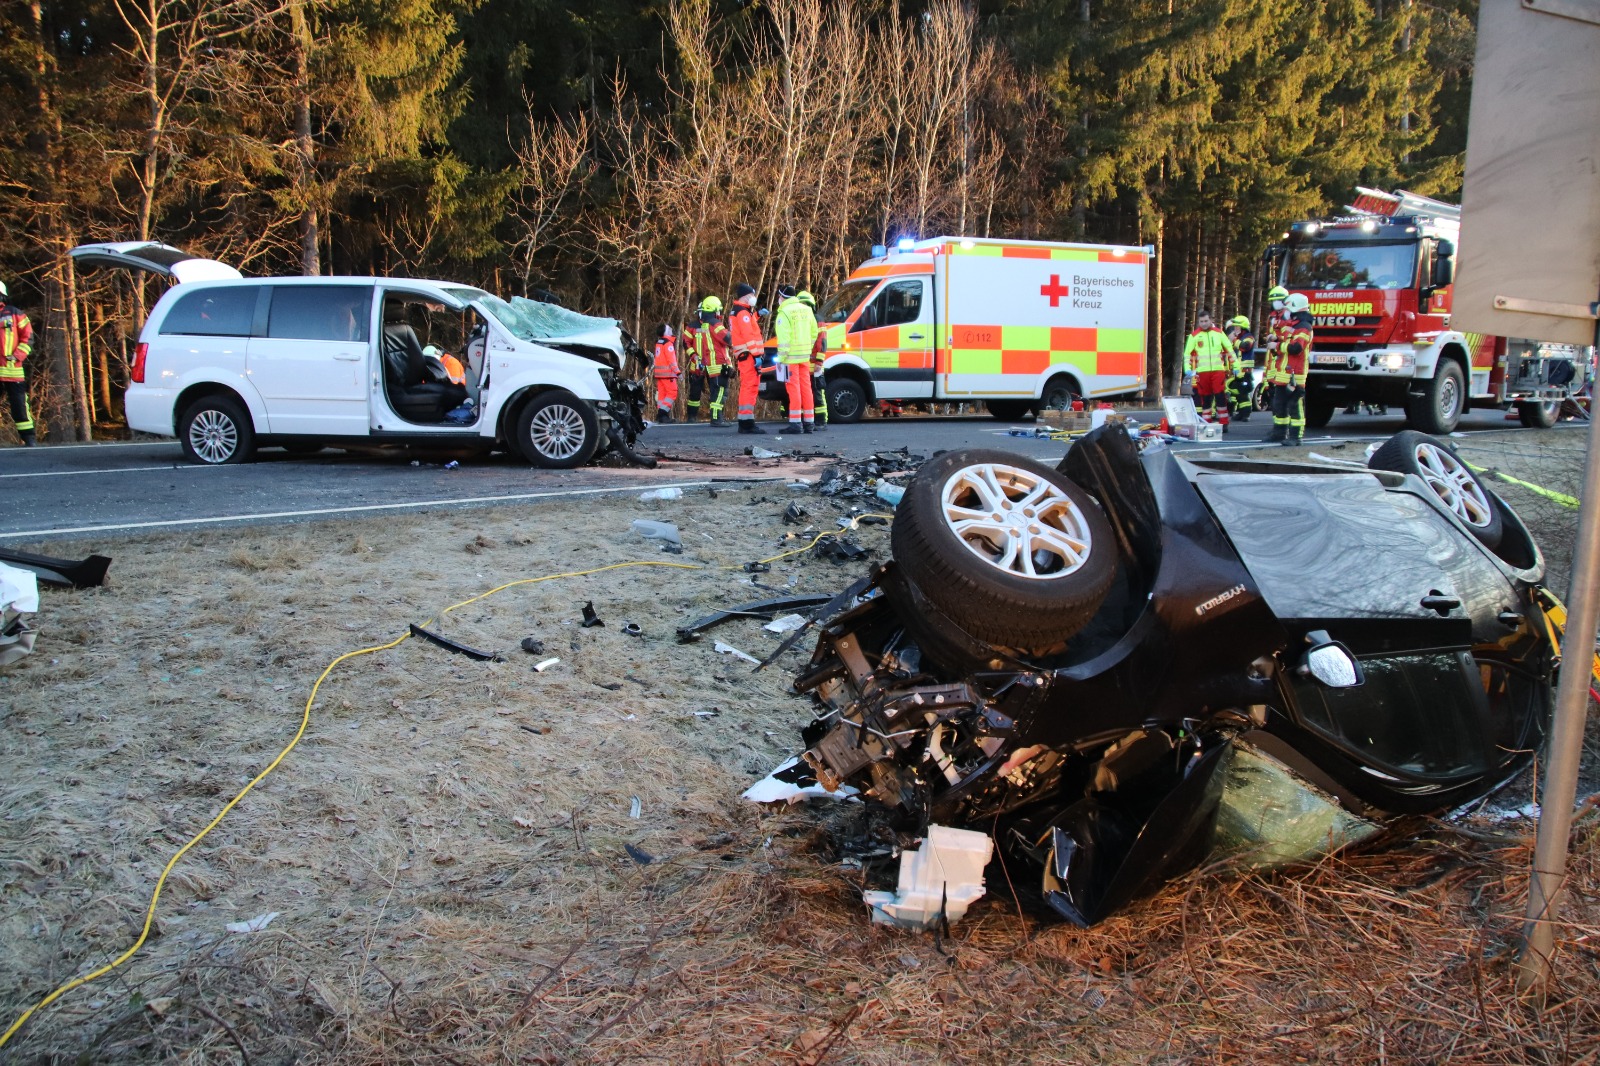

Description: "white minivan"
71 242 650 467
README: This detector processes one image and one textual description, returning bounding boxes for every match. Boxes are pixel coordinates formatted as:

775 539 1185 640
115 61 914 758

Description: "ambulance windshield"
1285 242 1418 291
817 281 877 324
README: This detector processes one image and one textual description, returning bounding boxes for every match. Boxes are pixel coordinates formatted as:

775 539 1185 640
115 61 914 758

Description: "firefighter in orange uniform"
1 281 35 446
651 324 680 422
1183 310 1236 426
1266 293 1313 445
728 283 767 434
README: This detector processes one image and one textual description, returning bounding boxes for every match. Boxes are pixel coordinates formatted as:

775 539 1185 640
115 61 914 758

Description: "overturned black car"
757 426 1555 927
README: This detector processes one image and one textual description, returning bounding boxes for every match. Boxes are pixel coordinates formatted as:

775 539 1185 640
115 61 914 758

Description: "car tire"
987 400 1035 422
516 390 599 469
891 448 1117 654
1406 360 1465 435
825 377 867 424
1305 397 1336 428
179 395 256 465
1368 430 1503 549
1517 400 1560 429
1252 381 1272 419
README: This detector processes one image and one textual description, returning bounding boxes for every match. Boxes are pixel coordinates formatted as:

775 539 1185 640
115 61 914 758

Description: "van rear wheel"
179 395 256 465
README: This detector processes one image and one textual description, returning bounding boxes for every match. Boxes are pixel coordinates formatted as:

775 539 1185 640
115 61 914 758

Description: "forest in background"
0 0 1476 440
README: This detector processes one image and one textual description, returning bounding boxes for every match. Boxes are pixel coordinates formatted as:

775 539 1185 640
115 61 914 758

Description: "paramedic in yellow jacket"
774 284 817 435
1183 310 1236 426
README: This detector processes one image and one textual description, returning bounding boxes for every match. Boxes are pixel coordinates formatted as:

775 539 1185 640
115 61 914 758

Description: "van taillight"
131 342 148 384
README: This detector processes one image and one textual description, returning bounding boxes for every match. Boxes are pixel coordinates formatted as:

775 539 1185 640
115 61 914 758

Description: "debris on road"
676 594 832 642
0 547 112 589
519 636 546 655
713 641 762 665
1 562 40 669
409 624 501 661
639 487 684 501
225 911 280 934
630 519 684 553
580 601 605 628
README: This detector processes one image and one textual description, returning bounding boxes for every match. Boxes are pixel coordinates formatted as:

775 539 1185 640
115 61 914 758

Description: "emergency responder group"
1181 282 1312 445
650 281 827 435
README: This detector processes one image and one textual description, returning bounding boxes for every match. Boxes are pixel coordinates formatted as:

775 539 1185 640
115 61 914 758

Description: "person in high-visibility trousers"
682 303 708 421
728 283 767 434
1183 309 1236 427
774 284 816 434
1223 315 1255 422
651 324 680 423
0 281 35 447
1266 293 1313 445
798 290 828 430
702 299 734 426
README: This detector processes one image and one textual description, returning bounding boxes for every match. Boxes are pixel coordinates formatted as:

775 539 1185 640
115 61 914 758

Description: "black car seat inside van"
381 309 465 423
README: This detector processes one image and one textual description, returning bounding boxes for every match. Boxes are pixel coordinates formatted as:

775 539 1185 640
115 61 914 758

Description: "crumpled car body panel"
769 426 1554 927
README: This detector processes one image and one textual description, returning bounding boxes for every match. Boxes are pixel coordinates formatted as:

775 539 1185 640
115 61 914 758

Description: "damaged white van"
72 242 650 467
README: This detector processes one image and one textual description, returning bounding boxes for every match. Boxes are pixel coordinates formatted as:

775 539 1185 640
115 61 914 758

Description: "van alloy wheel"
939 461 1095 579
188 409 239 463
527 401 587 460
1411 440 1493 530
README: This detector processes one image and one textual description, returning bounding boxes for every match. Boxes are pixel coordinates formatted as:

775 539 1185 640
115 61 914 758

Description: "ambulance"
773 236 1151 422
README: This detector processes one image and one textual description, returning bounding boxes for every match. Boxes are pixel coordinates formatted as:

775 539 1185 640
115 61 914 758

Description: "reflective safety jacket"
652 337 680 381
1184 327 1235 375
1265 313 1312 387
1228 329 1256 370
0 304 33 381
727 305 763 361
686 324 726 373
774 296 817 364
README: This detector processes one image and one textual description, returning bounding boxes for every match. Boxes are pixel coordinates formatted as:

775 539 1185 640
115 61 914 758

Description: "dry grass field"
3 430 1599 1064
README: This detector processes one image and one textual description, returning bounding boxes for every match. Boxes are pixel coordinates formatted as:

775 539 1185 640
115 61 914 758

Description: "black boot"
1265 424 1286 443
802 423 814 434
1282 429 1302 447
21 431 35 447
739 419 767 434
708 415 726 427
657 409 673 424
778 423 804 435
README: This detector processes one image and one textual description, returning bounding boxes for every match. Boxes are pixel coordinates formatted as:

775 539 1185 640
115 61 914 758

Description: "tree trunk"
1152 211 1164 395
290 0 320 275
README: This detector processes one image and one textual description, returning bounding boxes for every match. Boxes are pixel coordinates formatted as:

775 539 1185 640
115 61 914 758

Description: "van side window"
267 286 373 342
875 280 924 327
159 286 260 337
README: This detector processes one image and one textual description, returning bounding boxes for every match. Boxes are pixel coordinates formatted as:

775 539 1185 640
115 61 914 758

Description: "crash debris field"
4 432 1600 1064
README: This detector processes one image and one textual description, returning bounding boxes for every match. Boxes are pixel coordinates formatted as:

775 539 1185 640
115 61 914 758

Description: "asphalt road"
0 406 1575 543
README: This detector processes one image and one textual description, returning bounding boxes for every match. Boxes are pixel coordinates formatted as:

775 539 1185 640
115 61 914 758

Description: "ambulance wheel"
1039 376 1077 413
1368 430 1503 549
825 377 867 424
892 448 1116 655
987 400 1034 421
1517 400 1560 429
516 389 599 469
1305 398 1336 428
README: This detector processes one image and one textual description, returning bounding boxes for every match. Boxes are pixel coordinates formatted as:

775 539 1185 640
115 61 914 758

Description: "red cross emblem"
1040 274 1071 307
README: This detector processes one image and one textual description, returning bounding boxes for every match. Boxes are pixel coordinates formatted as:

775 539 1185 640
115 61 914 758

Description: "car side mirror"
1299 630 1364 688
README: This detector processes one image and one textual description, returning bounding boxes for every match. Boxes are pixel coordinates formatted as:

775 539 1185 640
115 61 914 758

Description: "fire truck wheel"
987 400 1035 421
1407 360 1465 434
1516 400 1560 429
892 448 1117 654
825 377 867 423
1368 430 1503 549
1305 398 1336 428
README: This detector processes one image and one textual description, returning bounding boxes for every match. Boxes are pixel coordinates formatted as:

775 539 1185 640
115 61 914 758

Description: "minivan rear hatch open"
69 242 241 284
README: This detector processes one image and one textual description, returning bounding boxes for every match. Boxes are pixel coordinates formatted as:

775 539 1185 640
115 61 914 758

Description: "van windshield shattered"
476 294 619 341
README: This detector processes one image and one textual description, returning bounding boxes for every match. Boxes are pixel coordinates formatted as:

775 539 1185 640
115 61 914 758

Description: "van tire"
179 395 256 465
1517 400 1559 429
826 377 867 424
516 390 599 468
1368 430 1502 549
892 448 1116 654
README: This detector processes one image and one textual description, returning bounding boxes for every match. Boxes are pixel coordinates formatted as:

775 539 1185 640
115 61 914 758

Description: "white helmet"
1284 293 1310 314
0 280 8 299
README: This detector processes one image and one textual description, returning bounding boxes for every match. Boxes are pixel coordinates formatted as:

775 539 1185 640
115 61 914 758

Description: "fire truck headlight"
1380 352 1412 370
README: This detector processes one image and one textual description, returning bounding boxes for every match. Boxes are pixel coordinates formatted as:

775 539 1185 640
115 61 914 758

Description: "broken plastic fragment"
532 657 560 672
580 601 605 628
874 482 905 506
520 636 546 655
743 755 860 804
629 796 642 819
624 843 655 865
630 519 683 553
763 613 808 634
225 911 280 934
714 640 761 665
747 446 783 459
638 486 684 501
863 825 993 931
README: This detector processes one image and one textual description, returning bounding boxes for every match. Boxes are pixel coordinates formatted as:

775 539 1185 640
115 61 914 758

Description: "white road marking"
0 480 720 540
0 439 175 452
0 464 212 479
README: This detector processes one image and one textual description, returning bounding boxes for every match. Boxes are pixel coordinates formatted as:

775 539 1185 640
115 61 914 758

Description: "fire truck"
1265 188 1578 433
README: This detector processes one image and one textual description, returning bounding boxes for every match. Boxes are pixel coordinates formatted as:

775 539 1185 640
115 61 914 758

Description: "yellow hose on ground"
0 514 896 1049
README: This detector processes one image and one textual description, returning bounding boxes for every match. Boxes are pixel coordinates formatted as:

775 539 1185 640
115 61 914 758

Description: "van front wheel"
516 390 599 468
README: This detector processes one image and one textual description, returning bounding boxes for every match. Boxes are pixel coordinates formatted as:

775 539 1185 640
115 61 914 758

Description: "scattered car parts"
0 547 112 589
754 426 1555 929
408 624 501 661
675 594 832 642
581 601 605 628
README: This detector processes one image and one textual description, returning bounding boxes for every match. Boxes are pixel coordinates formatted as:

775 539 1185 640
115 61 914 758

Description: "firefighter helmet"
797 290 816 308
1230 315 1250 331
1267 285 1289 303
0 280 7 299
1284 293 1310 314
698 295 723 314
